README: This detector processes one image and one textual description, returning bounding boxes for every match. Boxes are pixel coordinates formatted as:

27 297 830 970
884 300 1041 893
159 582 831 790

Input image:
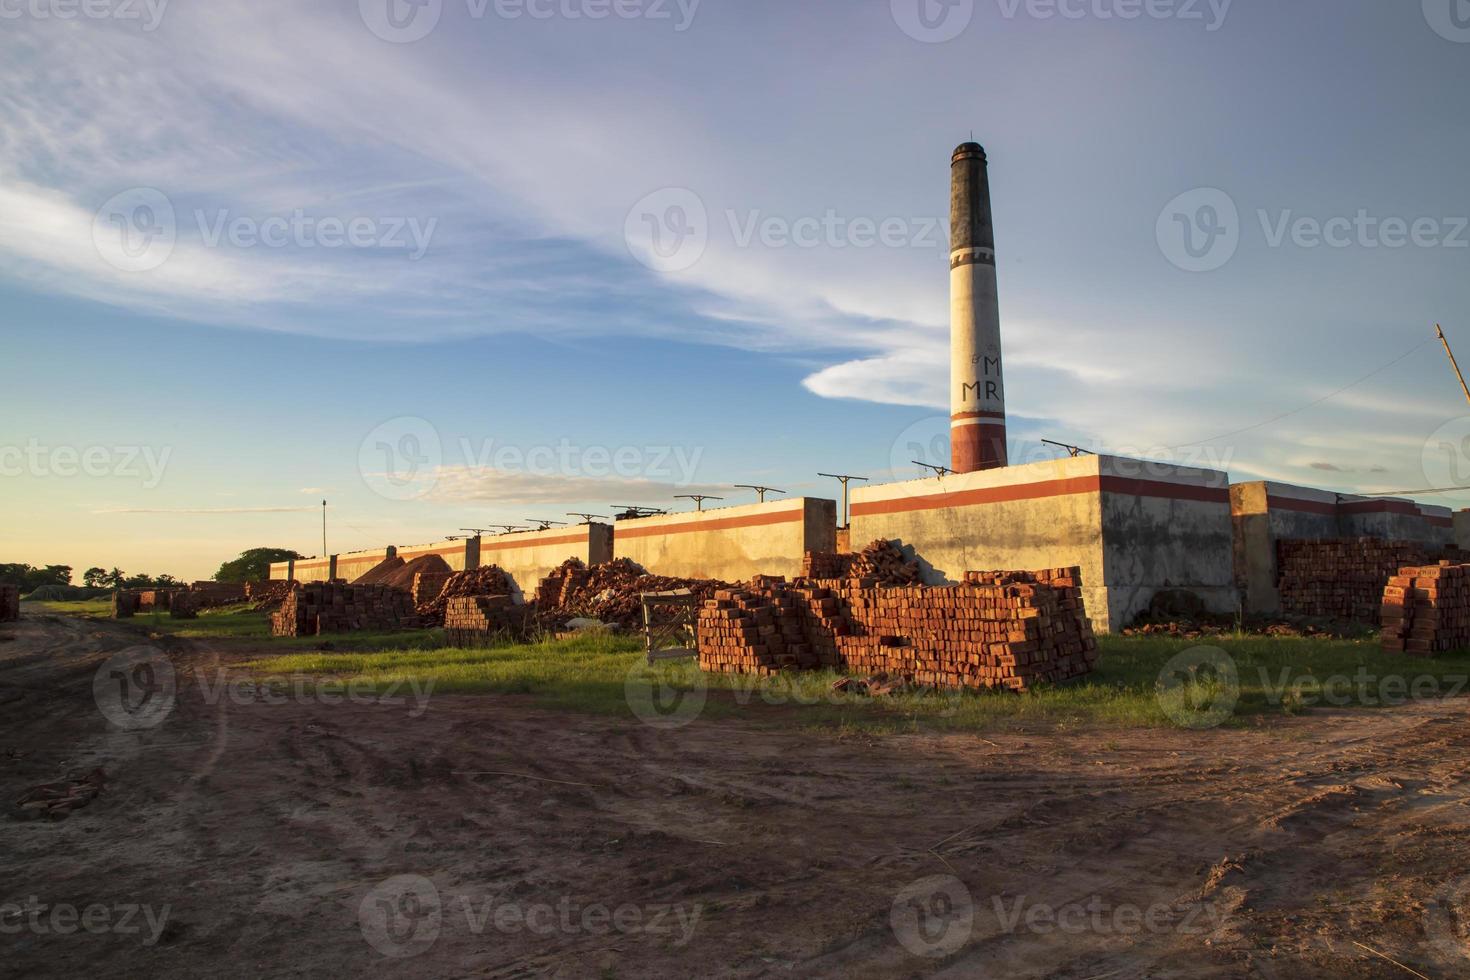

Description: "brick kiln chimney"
950 142 1007 472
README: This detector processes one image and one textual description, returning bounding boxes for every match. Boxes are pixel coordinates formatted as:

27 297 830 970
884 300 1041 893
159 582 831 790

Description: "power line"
1362 485 1470 497
1174 335 1436 448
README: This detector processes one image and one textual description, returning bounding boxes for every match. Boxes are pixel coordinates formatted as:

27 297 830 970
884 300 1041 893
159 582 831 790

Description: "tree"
215 548 304 583
83 567 109 588
0 564 72 591
105 568 124 589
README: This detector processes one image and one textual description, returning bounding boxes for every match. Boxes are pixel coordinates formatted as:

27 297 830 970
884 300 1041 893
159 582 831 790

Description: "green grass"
32 598 1470 731
24 598 113 617
240 630 1470 732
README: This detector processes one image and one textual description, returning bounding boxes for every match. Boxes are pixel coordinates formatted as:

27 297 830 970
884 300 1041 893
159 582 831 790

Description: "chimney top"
952 142 986 164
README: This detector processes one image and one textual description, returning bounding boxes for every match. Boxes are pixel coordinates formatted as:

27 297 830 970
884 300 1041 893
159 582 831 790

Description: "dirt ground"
3 612 1470 978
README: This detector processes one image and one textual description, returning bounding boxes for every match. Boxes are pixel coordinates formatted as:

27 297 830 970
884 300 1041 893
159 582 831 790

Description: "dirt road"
2 611 1469 978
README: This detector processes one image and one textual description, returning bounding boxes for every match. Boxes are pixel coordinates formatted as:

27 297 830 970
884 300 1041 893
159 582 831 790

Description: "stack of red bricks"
270 583 420 637
1277 538 1470 623
0 584 19 622
698 565 1096 691
412 570 453 605
189 581 247 606
801 551 853 580
415 566 516 626
1381 562 1470 656
245 580 290 601
134 590 170 612
169 590 202 619
444 595 530 646
801 541 923 586
112 592 139 619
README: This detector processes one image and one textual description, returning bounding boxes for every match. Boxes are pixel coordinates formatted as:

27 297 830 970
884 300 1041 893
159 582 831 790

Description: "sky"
4 0 1470 581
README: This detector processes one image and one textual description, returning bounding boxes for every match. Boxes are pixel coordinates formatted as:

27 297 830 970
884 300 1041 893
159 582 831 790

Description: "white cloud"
427 467 727 507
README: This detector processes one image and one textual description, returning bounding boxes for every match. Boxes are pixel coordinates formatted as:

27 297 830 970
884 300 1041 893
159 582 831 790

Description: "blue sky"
5 0 1470 580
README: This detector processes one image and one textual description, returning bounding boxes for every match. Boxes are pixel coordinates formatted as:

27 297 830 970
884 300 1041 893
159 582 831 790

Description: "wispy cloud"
95 506 318 515
427 468 726 507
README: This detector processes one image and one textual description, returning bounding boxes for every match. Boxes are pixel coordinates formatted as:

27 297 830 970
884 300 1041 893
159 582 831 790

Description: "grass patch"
238 630 1470 732
34 597 1470 730
24 598 113 618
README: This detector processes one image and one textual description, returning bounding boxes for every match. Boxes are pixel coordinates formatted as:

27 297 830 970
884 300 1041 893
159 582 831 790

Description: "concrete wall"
1419 504 1455 548
849 455 1233 633
285 557 333 584
1230 481 1340 616
1230 481 1457 615
1337 496 1433 541
1456 510 1470 551
478 524 614 600
396 538 474 571
335 547 396 583
614 498 837 583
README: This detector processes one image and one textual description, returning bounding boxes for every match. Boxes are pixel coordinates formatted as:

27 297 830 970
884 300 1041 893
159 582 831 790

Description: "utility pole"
675 495 723 512
818 473 868 529
1041 439 1095 459
912 461 952 479
1438 324 1470 408
734 485 785 503
322 499 327 558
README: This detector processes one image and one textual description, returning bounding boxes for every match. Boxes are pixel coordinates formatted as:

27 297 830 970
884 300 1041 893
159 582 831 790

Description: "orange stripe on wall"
397 544 468 558
480 532 589 552
615 508 804 539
